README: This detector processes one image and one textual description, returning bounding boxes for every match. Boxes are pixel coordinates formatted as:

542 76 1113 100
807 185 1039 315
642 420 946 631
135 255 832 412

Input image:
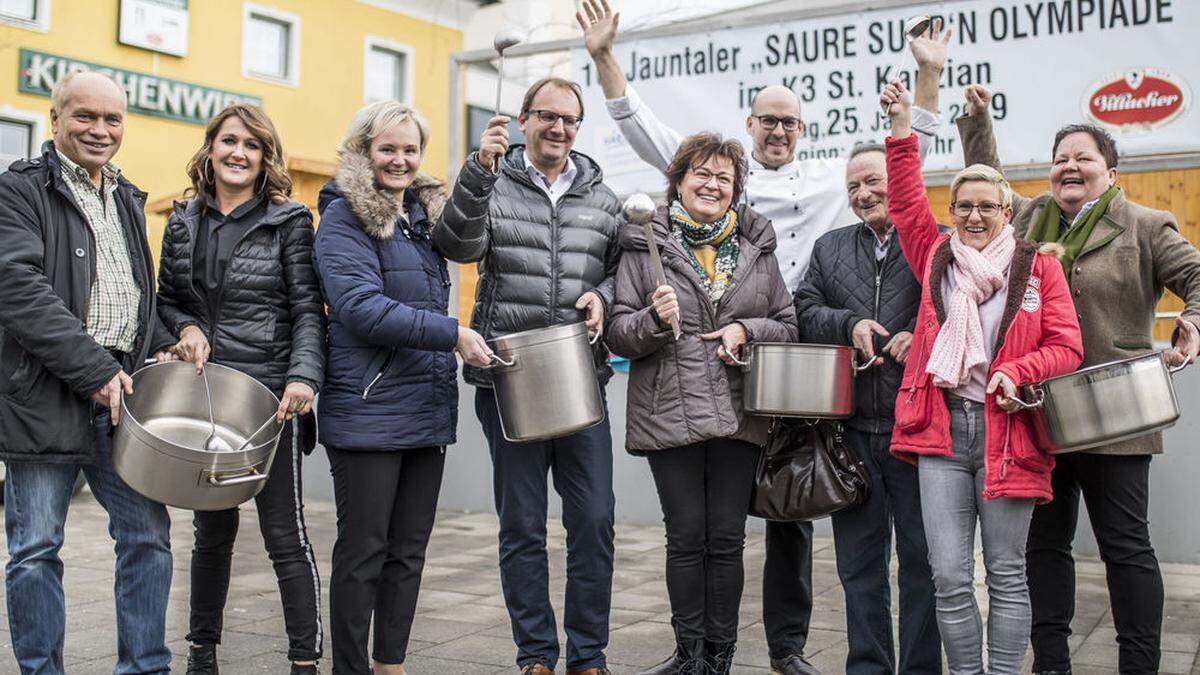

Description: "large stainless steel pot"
734 343 873 418
488 322 604 442
114 362 284 510
1012 352 1188 454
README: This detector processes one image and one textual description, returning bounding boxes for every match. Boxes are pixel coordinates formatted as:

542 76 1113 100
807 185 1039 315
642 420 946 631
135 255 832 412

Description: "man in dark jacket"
792 143 940 675
0 71 176 674
433 77 621 675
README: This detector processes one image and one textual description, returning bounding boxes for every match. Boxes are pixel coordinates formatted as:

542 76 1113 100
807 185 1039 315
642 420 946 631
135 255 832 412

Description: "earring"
255 170 267 194
203 157 214 183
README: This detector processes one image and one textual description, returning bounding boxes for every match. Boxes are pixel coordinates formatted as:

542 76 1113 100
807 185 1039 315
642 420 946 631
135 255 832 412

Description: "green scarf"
1026 185 1119 280
669 201 739 304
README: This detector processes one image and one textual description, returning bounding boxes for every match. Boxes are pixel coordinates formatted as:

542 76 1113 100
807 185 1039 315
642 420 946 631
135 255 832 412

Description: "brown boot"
521 665 554 675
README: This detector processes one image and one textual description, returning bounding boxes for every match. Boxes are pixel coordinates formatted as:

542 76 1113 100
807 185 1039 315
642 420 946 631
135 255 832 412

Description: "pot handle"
1165 353 1191 375
207 467 269 487
727 349 749 367
486 353 516 369
852 354 879 373
589 329 602 346
1008 386 1045 410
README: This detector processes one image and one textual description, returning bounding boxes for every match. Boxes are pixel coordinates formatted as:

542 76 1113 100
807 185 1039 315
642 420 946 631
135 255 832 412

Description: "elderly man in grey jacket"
433 76 622 675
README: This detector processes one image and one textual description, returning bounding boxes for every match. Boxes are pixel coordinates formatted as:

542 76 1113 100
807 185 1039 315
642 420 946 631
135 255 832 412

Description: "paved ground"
3 494 1200 673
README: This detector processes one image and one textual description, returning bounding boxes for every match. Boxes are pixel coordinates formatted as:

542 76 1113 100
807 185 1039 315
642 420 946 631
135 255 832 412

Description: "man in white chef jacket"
578 3 948 673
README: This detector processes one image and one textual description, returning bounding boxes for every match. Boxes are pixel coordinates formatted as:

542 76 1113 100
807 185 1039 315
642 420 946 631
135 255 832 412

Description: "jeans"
919 396 1035 675
1027 453 1162 674
762 520 814 659
4 408 172 675
327 445 446 674
645 438 760 644
188 418 323 662
476 387 616 671
831 428 941 675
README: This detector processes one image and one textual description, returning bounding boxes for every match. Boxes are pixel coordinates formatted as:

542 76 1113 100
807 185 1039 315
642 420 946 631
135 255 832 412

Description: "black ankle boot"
703 642 736 675
186 645 218 675
637 639 705 674
290 663 318 675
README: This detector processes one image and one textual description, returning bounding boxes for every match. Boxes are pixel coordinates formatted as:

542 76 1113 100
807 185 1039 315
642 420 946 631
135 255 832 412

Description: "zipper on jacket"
204 217 275 357
549 201 559 326
871 256 883 429
362 351 396 400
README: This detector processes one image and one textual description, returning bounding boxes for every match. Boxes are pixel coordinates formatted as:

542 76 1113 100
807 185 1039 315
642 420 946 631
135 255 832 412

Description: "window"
242 4 300 87
0 0 49 31
0 116 35 170
363 38 413 104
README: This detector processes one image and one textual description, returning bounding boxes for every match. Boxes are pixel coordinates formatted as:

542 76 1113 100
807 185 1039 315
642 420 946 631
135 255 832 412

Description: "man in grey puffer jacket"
433 77 621 675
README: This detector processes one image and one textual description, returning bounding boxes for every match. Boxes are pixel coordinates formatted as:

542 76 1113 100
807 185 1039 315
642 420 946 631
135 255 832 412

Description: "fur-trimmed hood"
318 152 447 240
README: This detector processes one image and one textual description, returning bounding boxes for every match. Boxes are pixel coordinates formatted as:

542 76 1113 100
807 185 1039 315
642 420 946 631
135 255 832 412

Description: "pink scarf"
926 225 1015 388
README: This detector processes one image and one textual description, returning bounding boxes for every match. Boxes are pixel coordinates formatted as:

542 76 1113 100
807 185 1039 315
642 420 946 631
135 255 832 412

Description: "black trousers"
188 419 323 662
1027 453 1162 674
646 438 760 644
762 520 814 660
327 446 445 675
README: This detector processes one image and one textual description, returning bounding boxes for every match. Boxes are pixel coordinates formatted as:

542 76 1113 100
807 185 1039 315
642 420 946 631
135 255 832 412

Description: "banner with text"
569 0 1199 195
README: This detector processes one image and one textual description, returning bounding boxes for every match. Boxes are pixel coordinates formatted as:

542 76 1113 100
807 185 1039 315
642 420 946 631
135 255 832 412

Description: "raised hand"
909 17 951 72
577 0 619 57
477 115 510 172
880 79 913 139
965 84 993 117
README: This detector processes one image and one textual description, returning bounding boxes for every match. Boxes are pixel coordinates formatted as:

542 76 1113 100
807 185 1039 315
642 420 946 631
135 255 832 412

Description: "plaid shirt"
56 151 141 352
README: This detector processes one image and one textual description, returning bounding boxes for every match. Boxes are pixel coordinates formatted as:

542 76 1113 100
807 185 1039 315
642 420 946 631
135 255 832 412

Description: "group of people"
1 2 1198 674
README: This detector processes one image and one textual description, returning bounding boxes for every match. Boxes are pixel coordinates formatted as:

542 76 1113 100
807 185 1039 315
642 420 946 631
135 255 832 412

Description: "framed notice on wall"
118 0 189 57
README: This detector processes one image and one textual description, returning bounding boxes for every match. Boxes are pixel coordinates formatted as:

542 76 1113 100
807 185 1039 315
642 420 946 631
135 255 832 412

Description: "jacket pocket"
359 349 396 400
4 348 43 403
1010 413 1053 472
894 378 934 433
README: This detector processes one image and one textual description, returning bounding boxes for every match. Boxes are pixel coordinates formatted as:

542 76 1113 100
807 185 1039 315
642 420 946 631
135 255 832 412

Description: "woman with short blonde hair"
313 101 491 675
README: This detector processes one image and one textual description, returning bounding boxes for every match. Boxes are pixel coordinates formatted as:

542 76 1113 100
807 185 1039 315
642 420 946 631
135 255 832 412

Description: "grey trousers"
918 396 1035 675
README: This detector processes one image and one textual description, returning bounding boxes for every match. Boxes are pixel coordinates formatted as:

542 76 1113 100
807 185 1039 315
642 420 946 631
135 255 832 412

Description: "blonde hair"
339 101 430 159
184 104 292 204
950 163 1013 209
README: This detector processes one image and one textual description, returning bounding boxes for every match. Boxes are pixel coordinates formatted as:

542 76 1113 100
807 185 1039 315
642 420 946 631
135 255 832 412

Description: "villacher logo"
1082 68 1191 134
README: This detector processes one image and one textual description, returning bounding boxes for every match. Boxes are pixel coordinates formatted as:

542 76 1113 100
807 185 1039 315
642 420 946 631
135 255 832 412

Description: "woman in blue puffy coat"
313 100 492 675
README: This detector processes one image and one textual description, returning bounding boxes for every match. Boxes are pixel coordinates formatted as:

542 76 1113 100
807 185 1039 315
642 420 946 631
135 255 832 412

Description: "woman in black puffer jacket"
156 104 326 675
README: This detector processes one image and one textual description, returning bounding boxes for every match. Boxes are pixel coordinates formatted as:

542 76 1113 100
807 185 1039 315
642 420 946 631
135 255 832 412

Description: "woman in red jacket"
881 80 1083 674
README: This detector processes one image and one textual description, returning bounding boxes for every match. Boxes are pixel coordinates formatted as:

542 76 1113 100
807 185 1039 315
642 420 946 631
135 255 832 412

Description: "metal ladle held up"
493 29 523 118
881 16 936 114
623 193 681 340
201 369 234 453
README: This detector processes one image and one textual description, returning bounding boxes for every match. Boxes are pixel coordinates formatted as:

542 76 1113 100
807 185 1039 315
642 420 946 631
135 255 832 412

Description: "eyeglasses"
689 168 735 189
752 115 802 132
951 201 1003 218
526 109 583 129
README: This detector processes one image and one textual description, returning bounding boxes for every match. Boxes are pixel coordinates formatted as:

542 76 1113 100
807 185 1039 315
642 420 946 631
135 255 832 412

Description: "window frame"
241 2 301 88
0 0 50 32
0 107 45 169
362 36 414 105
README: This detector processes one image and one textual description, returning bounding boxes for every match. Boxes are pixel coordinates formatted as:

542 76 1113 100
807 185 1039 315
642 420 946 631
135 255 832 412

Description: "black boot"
289 664 318 675
637 639 705 674
703 642 736 675
186 645 218 675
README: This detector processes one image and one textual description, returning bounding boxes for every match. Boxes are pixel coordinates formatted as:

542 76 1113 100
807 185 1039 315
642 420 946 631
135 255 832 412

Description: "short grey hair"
339 100 430 159
849 142 886 160
50 70 126 114
950 163 1014 209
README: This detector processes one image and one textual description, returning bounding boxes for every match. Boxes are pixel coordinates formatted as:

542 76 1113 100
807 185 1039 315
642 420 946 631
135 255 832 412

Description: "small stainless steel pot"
114 361 284 510
487 322 605 442
734 343 873 418
1011 352 1188 453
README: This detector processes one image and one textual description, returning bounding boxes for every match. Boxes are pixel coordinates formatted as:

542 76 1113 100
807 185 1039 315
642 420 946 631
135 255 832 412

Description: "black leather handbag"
749 418 870 522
